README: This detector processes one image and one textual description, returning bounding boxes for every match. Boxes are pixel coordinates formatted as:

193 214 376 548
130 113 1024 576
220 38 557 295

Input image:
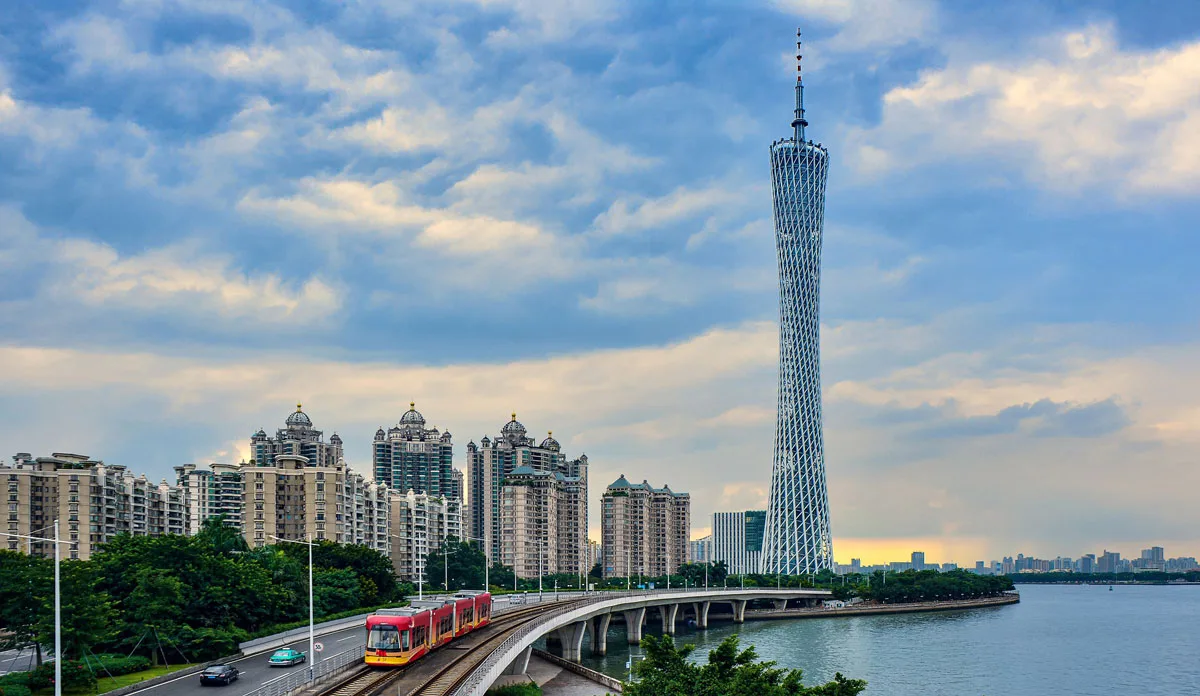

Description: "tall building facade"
372 403 458 499
498 464 588 579
4 453 185 560
600 476 690 579
175 463 245 534
689 535 712 564
388 489 462 583
243 406 387 552
762 30 834 575
712 510 766 575
250 404 343 470
466 415 587 568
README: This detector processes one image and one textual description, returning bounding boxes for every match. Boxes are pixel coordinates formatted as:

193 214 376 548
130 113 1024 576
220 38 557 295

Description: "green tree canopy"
0 551 52 662
625 634 866 696
425 537 487 591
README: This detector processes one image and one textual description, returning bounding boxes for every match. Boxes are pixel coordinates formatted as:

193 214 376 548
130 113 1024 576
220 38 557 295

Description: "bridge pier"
591 613 612 655
659 604 679 635
502 645 533 676
732 600 747 623
624 607 646 644
552 621 588 662
773 599 788 611
692 601 711 628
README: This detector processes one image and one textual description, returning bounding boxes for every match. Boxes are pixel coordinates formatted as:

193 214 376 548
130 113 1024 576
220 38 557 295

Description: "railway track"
315 665 405 696
403 598 595 696
308 599 592 696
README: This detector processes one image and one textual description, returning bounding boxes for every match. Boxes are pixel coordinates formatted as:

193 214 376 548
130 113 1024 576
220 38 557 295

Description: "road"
0 649 44 675
141 624 364 696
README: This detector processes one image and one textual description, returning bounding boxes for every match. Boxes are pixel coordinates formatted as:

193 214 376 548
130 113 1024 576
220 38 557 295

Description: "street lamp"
0 523 66 696
269 534 315 677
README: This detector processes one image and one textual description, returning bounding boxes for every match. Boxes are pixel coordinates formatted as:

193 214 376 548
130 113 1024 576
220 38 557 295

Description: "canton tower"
761 29 834 575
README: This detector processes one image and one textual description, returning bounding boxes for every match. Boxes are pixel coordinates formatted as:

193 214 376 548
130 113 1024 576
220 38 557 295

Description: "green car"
268 649 306 667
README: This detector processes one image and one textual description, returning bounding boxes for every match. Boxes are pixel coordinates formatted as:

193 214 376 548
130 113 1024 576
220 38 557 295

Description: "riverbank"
739 593 1019 622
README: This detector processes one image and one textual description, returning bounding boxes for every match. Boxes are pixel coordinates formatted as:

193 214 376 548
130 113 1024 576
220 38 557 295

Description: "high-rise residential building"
586 540 602 572
497 462 588 579
690 535 712 564
175 463 245 534
250 404 343 470
372 403 457 499
1079 554 1096 574
712 511 766 575
600 476 690 579
388 489 462 583
912 551 926 571
3 453 185 560
762 30 834 575
466 415 587 567
244 406 388 550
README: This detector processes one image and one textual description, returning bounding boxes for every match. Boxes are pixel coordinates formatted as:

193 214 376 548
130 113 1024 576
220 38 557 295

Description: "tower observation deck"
761 29 833 575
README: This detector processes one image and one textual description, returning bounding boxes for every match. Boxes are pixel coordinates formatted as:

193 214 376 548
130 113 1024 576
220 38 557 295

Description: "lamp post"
0 524 66 696
269 534 315 677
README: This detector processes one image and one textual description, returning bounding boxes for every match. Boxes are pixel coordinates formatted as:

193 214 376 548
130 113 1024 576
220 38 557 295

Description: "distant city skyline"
2 3 1198 562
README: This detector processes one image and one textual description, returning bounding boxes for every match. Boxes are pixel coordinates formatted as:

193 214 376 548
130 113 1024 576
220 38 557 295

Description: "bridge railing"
451 588 814 696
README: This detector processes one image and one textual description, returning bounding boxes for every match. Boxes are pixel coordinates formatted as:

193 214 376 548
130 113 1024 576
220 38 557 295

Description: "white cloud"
55 239 340 320
592 183 752 237
773 0 935 53
0 207 340 323
846 24 1200 193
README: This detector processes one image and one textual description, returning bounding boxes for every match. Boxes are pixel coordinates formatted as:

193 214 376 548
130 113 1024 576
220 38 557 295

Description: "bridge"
424 588 832 696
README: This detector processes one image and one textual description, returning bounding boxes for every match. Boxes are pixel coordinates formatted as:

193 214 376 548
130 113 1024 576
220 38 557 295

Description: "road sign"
313 642 324 653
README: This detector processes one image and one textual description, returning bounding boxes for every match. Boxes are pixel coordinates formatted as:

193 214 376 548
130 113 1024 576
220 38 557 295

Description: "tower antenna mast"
791 28 808 143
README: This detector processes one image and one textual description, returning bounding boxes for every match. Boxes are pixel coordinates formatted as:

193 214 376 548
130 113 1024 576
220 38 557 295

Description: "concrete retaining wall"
532 649 623 693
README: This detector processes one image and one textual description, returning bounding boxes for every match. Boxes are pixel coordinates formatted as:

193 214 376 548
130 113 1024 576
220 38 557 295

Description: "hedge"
85 654 152 677
0 684 32 696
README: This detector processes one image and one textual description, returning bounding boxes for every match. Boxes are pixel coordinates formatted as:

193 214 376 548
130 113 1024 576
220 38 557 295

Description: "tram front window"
368 625 401 651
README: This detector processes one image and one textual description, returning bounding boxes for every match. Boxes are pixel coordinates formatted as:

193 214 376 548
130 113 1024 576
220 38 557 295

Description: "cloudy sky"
2 0 1198 565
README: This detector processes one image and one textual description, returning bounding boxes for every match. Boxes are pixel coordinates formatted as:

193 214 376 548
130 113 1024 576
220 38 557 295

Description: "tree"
314 569 361 615
425 538 487 591
195 516 248 555
0 551 52 664
36 561 116 661
625 635 866 696
125 567 186 664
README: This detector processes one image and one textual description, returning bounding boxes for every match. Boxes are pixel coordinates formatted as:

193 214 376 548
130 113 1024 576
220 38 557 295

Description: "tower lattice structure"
762 29 834 575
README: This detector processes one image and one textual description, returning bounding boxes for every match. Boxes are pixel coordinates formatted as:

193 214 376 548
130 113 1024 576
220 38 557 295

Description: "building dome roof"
330 433 342 444
501 412 526 436
540 431 560 451
285 404 312 427
399 402 426 427
374 427 386 441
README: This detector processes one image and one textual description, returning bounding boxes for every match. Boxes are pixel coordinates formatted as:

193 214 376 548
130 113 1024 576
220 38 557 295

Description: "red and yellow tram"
364 591 492 667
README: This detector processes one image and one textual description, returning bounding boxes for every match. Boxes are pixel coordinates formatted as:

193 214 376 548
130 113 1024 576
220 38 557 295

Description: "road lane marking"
336 636 356 642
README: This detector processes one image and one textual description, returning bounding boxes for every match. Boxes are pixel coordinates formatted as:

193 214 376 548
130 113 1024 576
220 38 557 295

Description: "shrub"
485 684 543 696
0 684 32 696
88 654 152 677
29 661 98 691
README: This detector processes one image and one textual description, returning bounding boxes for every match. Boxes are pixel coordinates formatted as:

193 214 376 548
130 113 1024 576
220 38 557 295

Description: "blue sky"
2 0 1199 564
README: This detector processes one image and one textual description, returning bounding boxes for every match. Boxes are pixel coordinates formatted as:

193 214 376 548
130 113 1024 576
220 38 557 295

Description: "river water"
573 584 1200 694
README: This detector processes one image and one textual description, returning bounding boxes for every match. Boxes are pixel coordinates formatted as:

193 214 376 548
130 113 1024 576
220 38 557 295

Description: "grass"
36 664 200 696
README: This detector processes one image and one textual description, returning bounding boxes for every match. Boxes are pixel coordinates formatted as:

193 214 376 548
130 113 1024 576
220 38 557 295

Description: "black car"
199 665 239 686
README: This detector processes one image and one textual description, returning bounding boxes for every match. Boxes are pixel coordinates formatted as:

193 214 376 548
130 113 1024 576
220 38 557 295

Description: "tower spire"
791 28 808 143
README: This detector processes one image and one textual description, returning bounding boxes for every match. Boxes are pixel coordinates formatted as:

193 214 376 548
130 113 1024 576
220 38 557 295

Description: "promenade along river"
572 584 1200 695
